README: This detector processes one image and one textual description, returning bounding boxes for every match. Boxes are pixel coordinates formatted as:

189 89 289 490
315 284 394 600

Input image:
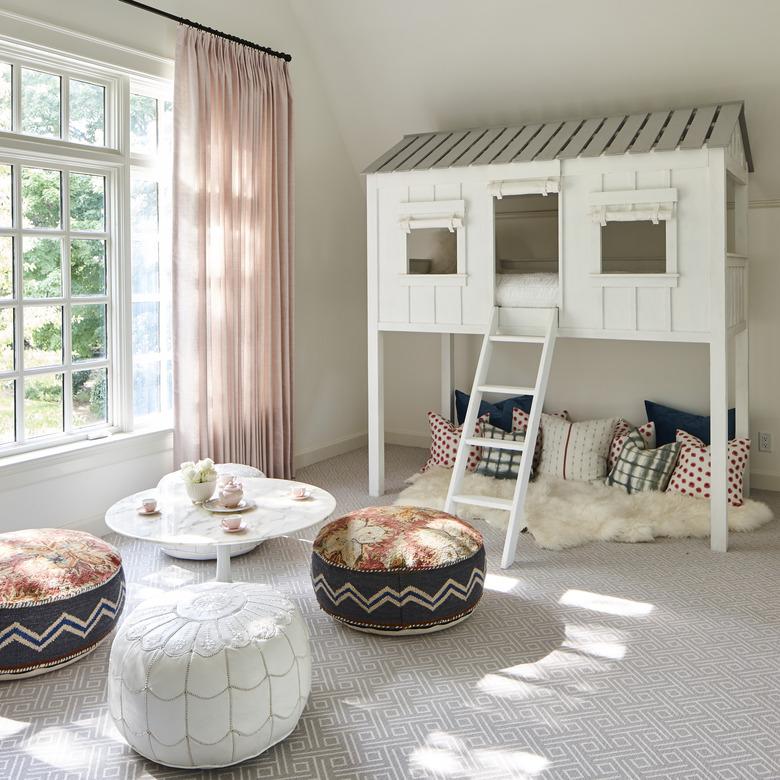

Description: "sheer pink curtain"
173 27 293 477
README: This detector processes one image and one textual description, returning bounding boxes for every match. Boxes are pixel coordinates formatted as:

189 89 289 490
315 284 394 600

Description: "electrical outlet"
758 432 772 453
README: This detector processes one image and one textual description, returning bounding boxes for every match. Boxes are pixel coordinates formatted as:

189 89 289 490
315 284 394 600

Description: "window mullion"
11 64 20 135
62 166 72 435
12 161 23 445
61 76 69 144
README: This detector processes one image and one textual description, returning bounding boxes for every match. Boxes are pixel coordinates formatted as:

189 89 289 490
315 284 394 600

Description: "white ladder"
444 306 558 568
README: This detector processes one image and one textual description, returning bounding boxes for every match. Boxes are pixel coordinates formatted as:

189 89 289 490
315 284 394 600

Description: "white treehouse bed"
364 102 753 567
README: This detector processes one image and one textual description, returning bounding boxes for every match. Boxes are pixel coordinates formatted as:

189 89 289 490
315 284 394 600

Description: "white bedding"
495 272 559 308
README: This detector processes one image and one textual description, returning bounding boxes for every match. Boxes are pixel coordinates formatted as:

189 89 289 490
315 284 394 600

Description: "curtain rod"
116 0 292 62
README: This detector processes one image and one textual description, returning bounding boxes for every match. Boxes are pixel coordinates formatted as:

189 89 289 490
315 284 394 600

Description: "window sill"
0 426 173 491
590 273 679 288
398 273 468 287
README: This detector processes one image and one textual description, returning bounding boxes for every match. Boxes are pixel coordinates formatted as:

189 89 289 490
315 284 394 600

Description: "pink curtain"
173 26 293 477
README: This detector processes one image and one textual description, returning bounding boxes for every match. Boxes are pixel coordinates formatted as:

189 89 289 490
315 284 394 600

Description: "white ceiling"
289 0 780 198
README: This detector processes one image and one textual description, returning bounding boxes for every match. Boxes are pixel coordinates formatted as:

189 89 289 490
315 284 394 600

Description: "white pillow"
537 414 620 481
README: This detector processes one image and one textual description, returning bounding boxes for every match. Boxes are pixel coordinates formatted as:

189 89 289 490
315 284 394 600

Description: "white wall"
0 0 367 532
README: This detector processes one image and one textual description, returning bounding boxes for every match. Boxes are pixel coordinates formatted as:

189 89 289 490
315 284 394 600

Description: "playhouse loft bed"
364 101 754 567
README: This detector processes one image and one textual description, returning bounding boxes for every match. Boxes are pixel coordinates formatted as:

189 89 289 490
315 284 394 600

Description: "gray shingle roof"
364 102 753 174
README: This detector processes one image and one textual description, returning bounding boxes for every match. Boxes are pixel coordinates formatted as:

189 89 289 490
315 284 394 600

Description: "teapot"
218 478 244 509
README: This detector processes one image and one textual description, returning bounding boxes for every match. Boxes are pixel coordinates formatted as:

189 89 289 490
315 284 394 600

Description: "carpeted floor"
1 445 779 779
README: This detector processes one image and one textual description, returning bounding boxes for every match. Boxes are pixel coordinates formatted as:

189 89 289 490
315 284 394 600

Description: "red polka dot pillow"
421 412 490 473
665 429 750 507
511 407 569 470
608 420 656 471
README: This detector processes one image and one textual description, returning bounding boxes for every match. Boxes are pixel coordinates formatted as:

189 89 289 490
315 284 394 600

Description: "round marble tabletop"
105 478 336 549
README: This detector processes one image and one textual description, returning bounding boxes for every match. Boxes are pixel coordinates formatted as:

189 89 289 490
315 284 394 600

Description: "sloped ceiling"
290 0 780 198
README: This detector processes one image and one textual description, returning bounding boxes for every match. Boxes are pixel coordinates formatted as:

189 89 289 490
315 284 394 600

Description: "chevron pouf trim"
311 506 485 635
0 529 125 680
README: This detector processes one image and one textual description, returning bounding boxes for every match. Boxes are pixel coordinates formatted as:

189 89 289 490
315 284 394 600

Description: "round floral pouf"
0 528 125 680
311 506 485 635
108 582 311 769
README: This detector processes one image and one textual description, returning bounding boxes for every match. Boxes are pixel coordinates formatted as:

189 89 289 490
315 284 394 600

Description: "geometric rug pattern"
1 445 779 779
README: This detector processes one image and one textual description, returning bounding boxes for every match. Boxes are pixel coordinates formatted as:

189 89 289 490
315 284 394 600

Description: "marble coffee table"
105 478 336 582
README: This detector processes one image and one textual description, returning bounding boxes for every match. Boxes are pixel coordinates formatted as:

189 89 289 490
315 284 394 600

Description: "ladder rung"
465 436 525 452
478 384 535 396
490 335 545 344
452 494 513 511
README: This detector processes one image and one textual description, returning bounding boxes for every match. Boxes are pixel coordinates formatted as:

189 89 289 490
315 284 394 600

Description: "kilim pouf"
108 582 311 769
311 506 485 634
0 528 125 679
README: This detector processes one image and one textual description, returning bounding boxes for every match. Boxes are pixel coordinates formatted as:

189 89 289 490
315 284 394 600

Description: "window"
494 193 559 274
398 199 466 285
0 45 172 455
600 221 666 274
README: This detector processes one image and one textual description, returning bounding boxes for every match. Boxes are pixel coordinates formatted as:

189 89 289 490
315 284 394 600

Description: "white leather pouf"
108 582 311 769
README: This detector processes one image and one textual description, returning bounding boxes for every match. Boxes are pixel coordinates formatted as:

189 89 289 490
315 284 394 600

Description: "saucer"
289 489 312 501
137 506 160 516
221 520 247 533
204 497 256 513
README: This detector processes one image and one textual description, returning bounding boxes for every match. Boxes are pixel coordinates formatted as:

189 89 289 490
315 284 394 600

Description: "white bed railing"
726 255 748 330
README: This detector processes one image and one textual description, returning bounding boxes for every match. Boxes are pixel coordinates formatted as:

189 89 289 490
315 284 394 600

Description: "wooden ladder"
444 306 558 568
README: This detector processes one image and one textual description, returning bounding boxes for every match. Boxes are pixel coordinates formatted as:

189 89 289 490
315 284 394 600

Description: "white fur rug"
395 467 774 550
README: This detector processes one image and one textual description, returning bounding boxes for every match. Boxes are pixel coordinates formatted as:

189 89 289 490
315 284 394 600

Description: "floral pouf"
0 528 125 679
311 506 485 635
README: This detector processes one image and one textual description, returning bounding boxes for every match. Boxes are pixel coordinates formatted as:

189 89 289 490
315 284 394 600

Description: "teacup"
141 497 157 513
221 515 242 531
290 485 307 499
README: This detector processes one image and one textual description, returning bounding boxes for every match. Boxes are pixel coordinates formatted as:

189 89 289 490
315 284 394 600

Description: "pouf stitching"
323 603 480 631
311 548 478 573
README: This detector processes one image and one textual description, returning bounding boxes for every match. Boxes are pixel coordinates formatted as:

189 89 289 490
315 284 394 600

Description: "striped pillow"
476 422 526 480
607 429 680 494
608 420 656 471
537 414 620 481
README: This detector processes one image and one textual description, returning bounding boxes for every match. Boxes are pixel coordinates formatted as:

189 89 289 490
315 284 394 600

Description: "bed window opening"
600 220 667 274
406 226 458 275
494 193 559 275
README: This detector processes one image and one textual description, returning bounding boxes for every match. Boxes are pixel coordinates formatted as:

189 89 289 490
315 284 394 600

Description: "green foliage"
20 69 60 138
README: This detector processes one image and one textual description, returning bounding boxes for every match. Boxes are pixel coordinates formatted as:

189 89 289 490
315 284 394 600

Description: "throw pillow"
665 429 750 507
455 389 532 432
608 420 656 471
644 400 736 446
606 428 680 494
537 414 620 481
511 407 569 470
421 412 490 473
475 422 527 480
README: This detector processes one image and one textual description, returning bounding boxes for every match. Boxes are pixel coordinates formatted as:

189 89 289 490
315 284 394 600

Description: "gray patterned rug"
1 445 779 779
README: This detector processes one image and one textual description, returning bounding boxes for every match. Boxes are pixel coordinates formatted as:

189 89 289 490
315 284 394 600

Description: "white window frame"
0 36 172 458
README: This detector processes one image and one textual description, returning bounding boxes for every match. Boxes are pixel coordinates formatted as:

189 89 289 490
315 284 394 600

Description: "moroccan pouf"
0 528 125 680
108 582 311 769
311 506 485 635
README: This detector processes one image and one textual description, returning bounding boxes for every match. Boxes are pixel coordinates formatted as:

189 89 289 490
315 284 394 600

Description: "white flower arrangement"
180 458 217 484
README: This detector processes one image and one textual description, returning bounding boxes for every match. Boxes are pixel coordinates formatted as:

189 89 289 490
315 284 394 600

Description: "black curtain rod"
116 0 292 62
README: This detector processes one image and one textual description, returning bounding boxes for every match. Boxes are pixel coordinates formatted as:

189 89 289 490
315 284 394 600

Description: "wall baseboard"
385 430 431 449
750 472 780 492
294 433 368 470
63 514 109 538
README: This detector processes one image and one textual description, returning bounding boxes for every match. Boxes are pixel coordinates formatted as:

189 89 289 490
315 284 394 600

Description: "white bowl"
184 479 217 504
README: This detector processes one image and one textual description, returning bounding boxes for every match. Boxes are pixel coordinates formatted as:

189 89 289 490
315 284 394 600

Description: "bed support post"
441 334 455 420
734 176 750 496
709 152 728 552
368 328 385 497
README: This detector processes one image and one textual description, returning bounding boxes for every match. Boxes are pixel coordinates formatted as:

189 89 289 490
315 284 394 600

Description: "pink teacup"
221 515 242 531
141 497 157 513
290 485 307 499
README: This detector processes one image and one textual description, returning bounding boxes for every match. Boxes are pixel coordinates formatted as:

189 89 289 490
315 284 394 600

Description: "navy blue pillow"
645 400 736 446
455 390 532 432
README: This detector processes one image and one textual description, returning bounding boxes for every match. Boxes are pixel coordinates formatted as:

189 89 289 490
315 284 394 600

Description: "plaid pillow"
476 422 527 480
607 429 680 494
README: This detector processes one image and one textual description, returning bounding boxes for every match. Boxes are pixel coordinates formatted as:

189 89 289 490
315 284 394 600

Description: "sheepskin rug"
395 467 774 550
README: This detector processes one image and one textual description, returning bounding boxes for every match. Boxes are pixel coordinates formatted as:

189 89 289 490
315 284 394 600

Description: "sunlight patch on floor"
563 624 627 660
559 588 654 616
483 573 520 593
0 716 29 738
410 731 550 778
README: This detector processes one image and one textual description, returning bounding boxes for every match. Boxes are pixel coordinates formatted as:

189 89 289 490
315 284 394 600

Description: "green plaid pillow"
476 423 528 480
607 428 680 494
